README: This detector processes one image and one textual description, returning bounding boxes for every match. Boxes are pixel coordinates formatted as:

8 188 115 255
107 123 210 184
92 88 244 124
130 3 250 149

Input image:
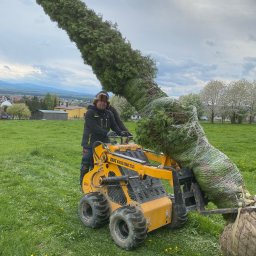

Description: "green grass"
0 120 255 256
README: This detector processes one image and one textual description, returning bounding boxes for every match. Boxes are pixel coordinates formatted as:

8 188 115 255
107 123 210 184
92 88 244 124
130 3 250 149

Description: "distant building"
31 110 68 120
54 104 86 119
0 100 12 108
130 114 141 120
200 116 208 121
11 96 23 103
0 112 11 119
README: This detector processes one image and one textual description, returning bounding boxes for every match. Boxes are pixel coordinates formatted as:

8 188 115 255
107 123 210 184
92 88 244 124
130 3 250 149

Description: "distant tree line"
4 93 59 120
22 93 59 114
111 79 256 124
179 79 256 124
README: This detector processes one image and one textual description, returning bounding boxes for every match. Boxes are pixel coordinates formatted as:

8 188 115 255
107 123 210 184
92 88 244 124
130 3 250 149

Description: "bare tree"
179 93 204 119
246 81 256 124
218 87 230 123
200 80 225 123
225 80 249 124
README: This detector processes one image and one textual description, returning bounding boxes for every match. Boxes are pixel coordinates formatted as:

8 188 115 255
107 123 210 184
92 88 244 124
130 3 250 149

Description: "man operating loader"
80 91 131 185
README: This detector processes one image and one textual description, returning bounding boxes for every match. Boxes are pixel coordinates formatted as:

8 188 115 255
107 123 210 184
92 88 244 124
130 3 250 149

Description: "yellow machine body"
81 142 179 232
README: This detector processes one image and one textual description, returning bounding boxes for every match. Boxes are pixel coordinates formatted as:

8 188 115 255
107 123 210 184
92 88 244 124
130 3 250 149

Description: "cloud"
248 34 256 41
1 0 256 97
205 40 216 47
151 52 218 95
0 62 42 80
4 65 11 71
35 62 102 92
242 57 256 78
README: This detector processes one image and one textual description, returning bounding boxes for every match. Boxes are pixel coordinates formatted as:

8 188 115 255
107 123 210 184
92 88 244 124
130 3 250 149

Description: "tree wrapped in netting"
137 97 248 208
137 97 256 256
36 1 256 255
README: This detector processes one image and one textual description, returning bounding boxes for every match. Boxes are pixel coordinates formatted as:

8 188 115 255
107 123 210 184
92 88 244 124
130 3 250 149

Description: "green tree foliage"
136 98 197 155
179 93 204 119
23 96 43 114
23 94 58 112
43 93 58 110
110 95 135 121
6 103 31 120
36 0 166 110
121 103 136 121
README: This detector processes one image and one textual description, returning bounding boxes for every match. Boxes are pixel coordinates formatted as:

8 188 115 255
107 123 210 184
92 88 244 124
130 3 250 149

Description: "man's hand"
120 131 132 137
83 147 89 154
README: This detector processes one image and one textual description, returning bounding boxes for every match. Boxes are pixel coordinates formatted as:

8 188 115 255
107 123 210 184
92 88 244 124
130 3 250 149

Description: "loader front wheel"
169 196 188 229
109 206 147 250
79 192 109 228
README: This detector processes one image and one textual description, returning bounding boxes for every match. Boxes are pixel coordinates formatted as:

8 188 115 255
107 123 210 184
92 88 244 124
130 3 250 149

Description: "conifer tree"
36 0 166 111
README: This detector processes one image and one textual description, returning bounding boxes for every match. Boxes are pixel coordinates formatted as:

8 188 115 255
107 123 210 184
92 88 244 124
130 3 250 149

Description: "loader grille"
106 171 127 205
115 149 167 203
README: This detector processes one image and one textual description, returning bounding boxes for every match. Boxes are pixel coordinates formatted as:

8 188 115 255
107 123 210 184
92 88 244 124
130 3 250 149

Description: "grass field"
0 120 255 256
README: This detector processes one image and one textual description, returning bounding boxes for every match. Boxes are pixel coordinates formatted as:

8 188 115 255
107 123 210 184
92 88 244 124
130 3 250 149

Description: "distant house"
54 105 86 119
130 114 141 120
0 112 11 119
200 116 208 121
0 100 12 108
31 110 68 120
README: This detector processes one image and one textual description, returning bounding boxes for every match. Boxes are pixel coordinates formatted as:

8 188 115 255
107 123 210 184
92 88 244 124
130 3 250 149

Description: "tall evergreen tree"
43 93 58 110
24 96 42 114
36 0 166 111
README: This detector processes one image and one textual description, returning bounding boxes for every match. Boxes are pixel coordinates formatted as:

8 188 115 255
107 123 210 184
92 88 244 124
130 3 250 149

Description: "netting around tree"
137 97 246 208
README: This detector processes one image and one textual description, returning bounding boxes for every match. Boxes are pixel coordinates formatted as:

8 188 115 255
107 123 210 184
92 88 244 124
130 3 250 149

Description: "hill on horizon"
0 80 93 98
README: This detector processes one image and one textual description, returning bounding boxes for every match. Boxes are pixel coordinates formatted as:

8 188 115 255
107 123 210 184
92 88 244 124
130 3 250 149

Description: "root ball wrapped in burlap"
220 209 256 256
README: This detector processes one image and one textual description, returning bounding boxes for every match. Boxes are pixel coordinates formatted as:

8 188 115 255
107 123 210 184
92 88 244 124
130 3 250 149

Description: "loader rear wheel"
109 206 147 250
79 192 109 228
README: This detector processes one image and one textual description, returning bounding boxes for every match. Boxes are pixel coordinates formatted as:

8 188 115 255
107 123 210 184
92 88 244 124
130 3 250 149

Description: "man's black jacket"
107 105 128 132
81 105 122 147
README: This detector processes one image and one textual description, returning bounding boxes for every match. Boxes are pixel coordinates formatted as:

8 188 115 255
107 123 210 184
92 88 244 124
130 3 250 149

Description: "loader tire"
109 206 147 250
79 192 109 228
169 196 188 229
220 210 256 256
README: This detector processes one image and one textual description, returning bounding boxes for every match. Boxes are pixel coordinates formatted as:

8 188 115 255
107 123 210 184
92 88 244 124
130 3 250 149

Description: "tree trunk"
238 115 243 124
230 113 236 124
210 110 214 123
36 0 166 111
249 115 253 124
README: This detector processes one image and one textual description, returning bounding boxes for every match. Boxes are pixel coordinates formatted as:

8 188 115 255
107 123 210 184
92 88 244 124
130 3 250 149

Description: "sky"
0 0 256 97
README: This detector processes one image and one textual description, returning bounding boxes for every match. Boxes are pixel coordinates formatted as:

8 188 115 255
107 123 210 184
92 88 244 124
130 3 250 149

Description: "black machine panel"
106 171 127 205
116 149 167 204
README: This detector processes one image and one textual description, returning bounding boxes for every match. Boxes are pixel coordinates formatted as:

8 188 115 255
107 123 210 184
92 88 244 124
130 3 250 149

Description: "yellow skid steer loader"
78 135 256 250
